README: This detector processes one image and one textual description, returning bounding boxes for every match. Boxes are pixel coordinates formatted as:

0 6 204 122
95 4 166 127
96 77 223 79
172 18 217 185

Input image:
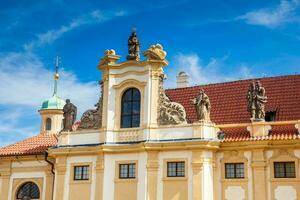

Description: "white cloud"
237 0 299 28
24 9 127 50
0 52 99 112
0 51 99 146
165 53 255 88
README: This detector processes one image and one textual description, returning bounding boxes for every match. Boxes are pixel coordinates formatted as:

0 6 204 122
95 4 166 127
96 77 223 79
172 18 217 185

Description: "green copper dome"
41 94 66 110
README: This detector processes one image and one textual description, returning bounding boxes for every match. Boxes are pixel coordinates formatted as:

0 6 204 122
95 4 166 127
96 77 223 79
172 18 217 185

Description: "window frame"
120 88 141 128
274 161 296 178
118 163 136 179
225 163 245 179
16 181 40 200
45 118 52 131
73 165 90 181
167 161 186 177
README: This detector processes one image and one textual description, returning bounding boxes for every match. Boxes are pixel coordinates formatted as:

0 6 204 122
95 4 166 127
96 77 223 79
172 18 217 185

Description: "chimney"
176 71 189 88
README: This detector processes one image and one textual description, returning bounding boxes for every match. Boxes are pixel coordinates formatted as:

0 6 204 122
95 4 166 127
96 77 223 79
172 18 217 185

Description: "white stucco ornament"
105 49 116 56
143 44 167 60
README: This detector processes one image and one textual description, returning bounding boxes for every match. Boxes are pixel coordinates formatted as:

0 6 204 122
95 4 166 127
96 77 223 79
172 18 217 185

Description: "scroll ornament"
157 74 187 125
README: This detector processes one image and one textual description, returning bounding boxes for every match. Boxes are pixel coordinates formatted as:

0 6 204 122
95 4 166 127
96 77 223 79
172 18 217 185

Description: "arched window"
121 88 141 128
45 118 52 131
16 182 40 199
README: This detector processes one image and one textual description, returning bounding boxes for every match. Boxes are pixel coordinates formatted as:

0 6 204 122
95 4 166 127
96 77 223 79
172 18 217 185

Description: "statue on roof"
247 81 267 121
192 89 211 122
157 74 187 125
77 81 103 130
127 30 140 61
62 99 77 131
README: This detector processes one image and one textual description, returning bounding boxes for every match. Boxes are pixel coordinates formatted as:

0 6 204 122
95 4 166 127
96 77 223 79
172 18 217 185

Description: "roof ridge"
166 74 300 91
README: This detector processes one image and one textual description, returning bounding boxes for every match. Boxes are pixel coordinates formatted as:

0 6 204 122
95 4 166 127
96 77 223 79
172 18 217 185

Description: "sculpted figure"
247 81 267 120
192 89 211 121
157 74 187 125
63 99 77 131
127 31 140 61
78 82 103 130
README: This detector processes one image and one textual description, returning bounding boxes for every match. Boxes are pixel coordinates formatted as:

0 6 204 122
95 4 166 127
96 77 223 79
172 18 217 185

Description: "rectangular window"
167 161 185 177
225 163 244 179
274 162 296 178
74 165 89 180
119 163 136 179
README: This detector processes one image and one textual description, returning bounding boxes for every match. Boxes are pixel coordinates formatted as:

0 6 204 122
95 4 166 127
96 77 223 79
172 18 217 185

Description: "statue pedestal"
193 121 220 139
295 120 300 134
247 121 271 137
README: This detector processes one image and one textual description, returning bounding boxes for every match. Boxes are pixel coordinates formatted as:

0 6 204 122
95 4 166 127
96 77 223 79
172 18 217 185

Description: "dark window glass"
17 182 40 199
121 88 141 128
74 166 89 180
225 163 244 179
167 162 185 177
265 111 276 122
46 118 52 130
274 162 296 178
119 163 136 179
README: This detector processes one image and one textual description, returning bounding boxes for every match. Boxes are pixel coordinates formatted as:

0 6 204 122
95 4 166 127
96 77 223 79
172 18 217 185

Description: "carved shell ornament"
105 49 116 56
144 44 167 61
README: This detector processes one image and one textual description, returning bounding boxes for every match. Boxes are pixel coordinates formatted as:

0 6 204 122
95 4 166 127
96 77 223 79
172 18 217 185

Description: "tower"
39 56 66 134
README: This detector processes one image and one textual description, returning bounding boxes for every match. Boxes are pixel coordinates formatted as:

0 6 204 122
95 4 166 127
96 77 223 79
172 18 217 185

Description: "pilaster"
252 149 267 200
146 151 159 200
192 150 203 200
95 153 104 200
0 161 11 200
54 156 67 200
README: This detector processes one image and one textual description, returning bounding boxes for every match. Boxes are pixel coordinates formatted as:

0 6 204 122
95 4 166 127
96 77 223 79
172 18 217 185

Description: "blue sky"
0 0 300 146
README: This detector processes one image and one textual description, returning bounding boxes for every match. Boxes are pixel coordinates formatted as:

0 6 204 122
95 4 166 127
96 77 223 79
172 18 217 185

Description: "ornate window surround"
269 149 299 181
113 79 146 130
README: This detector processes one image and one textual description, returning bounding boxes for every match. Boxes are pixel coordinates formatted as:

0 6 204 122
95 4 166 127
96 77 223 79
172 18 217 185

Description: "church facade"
0 32 300 200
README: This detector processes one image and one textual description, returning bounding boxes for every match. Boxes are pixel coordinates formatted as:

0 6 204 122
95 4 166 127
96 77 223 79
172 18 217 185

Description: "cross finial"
132 27 137 33
53 56 61 96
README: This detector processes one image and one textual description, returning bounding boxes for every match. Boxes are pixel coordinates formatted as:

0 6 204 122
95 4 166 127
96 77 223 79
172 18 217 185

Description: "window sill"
222 178 248 183
163 177 187 181
114 178 138 183
70 179 91 184
270 178 299 182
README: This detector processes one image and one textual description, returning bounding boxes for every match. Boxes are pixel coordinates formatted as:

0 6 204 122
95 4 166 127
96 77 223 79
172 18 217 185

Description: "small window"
46 118 52 130
167 161 185 177
74 165 89 180
121 88 141 128
225 163 244 179
274 162 296 178
265 111 276 122
119 163 136 179
16 181 40 199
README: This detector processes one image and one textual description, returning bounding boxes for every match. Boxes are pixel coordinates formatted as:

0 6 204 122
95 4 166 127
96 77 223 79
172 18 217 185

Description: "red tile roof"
221 125 298 142
166 75 300 141
1 75 299 155
166 75 300 124
0 134 58 156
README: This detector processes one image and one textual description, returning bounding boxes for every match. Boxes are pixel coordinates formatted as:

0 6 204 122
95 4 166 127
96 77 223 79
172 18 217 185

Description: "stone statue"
78 81 103 130
192 89 211 122
157 74 187 125
247 81 267 121
127 31 140 61
63 99 77 131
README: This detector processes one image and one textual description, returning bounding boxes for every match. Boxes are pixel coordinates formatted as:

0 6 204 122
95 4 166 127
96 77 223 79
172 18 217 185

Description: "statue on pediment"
247 80 267 121
192 89 211 122
127 31 140 61
63 99 77 131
